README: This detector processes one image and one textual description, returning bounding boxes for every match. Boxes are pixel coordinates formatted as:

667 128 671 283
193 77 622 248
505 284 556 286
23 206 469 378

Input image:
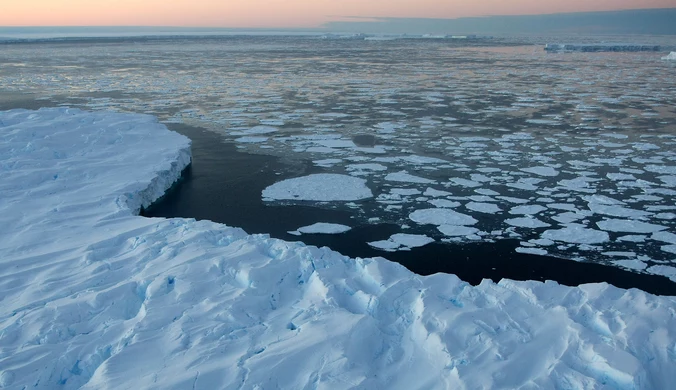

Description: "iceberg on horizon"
545 43 661 52
662 51 676 60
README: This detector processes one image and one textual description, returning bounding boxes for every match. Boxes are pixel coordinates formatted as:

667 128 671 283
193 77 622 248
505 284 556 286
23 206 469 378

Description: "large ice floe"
1 108 676 389
662 52 676 61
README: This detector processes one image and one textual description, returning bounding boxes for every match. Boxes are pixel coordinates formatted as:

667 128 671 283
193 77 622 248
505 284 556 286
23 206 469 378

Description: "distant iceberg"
662 52 676 60
545 43 661 52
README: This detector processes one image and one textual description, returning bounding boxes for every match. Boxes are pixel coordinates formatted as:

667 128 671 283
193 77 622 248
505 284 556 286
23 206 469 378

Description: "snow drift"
1 108 675 389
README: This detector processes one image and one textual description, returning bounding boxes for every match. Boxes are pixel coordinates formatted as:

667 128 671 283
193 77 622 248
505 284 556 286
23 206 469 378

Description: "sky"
2 0 675 28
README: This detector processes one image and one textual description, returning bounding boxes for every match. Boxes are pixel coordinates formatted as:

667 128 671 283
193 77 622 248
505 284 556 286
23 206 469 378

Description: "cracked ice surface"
3 109 676 389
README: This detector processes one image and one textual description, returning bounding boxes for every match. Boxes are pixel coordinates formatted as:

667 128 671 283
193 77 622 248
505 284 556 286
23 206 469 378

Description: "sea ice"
542 224 610 244
437 225 480 237
262 174 373 201
505 217 551 229
385 171 436 184
466 202 501 214
295 223 352 234
520 166 559 177
596 219 667 233
410 208 478 226
368 233 434 251
652 231 676 244
509 205 547 215
516 247 548 256
429 199 461 208
3 109 676 390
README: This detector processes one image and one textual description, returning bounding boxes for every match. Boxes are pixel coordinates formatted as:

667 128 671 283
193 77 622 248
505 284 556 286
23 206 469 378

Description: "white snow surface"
262 173 373 201
662 52 676 61
295 223 352 234
2 109 676 390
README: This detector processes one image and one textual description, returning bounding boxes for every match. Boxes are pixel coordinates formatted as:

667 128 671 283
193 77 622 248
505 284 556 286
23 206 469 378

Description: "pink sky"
2 0 675 27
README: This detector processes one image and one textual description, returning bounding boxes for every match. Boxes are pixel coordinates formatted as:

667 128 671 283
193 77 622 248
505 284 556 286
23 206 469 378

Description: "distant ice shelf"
545 43 661 52
1 108 676 389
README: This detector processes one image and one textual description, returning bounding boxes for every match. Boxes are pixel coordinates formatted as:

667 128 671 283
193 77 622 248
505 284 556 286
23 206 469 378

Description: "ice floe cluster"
2 108 676 389
2 38 675 278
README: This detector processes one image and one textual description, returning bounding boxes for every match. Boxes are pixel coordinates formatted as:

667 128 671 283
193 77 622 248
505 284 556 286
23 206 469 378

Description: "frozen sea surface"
2 35 676 280
3 108 676 389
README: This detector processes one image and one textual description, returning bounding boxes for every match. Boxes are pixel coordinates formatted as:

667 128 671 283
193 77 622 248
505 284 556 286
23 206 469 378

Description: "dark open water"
143 123 676 295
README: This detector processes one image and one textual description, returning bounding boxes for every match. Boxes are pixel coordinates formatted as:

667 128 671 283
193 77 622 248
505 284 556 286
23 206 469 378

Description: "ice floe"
369 233 435 251
542 224 610 244
596 219 667 233
262 174 373 201
292 223 352 235
410 208 478 226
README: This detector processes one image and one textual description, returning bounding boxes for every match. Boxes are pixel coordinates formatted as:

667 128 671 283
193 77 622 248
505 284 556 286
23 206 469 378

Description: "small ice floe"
437 225 480 237
428 199 461 208
506 217 551 229
409 208 478 226
652 231 676 244
613 259 648 271
661 245 676 255
424 187 452 197
262 174 373 201
509 205 547 215
450 178 481 188
385 171 436 184
346 163 388 172
596 219 667 234
647 265 676 282
520 166 559 177
516 247 548 256
466 202 501 214
235 136 268 143
542 224 610 244
313 158 343 167
289 223 352 235
231 125 278 135
368 233 434 251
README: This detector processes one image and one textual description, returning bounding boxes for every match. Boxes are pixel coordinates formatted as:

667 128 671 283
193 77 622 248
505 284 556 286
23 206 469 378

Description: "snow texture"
1 109 676 390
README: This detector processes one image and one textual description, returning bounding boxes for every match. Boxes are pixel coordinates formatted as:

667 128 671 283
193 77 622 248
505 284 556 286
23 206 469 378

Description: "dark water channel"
144 124 676 295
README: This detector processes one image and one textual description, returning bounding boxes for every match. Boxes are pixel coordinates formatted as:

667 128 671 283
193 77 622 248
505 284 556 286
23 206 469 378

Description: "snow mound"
2 109 676 390
262 173 373 201
662 52 676 61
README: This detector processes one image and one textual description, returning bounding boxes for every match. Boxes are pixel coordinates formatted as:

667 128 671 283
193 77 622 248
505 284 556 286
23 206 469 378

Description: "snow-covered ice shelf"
2 109 676 389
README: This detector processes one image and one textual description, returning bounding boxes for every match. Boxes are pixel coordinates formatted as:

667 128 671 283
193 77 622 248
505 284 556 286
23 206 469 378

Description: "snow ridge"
1 109 675 390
